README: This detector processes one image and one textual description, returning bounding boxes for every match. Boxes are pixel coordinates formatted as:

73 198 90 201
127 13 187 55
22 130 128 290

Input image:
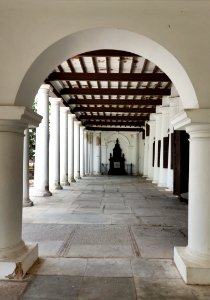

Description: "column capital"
60 106 69 113
49 97 62 105
68 113 75 119
74 120 82 126
80 125 85 130
186 123 210 139
0 106 42 129
38 84 51 94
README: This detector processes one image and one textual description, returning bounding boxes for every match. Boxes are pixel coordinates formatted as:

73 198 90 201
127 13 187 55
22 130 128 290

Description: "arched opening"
15 27 198 110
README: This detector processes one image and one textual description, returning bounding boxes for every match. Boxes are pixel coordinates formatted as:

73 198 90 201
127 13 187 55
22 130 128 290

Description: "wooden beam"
48 72 170 82
72 106 155 114
86 127 144 132
61 88 170 96
72 50 140 58
68 99 162 106
79 115 149 121
84 121 144 126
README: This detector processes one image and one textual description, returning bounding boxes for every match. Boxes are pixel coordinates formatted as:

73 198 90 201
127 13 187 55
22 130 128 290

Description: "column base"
31 189 52 197
0 243 38 280
23 199 34 207
71 178 76 183
146 177 152 181
174 246 210 284
54 184 63 190
61 181 70 186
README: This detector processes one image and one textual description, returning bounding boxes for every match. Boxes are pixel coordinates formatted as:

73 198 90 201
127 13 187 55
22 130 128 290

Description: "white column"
68 114 76 182
133 132 139 175
60 106 70 186
93 131 101 175
153 112 162 183
80 126 85 177
166 97 180 191
158 105 170 187
147 117 156 180
139 131 145 176
49 97 62 190
33 84 52 196
74 120 81 179
174 124 210 284
143 125 149 177
0 107 41 279
89 131 94 175
23 128 33 207
84 129 88 175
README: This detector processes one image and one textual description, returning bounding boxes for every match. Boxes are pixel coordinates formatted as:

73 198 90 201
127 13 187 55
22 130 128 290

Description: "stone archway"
15 27 198 110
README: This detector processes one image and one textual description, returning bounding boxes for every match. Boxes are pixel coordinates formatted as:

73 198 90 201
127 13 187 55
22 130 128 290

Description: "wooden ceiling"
46 49 172 131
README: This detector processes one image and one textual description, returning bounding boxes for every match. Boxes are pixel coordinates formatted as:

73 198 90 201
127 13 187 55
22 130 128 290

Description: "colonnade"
30 84 102 197
1 85 210 284
139 96 181 192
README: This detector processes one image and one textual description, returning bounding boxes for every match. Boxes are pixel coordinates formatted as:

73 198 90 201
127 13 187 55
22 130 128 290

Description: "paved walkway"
1 176 210 299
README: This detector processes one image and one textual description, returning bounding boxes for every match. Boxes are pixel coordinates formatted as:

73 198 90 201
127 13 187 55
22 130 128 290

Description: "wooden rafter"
60 87 170 96
67 99 162 106
72 106 155 114
48 72 170 82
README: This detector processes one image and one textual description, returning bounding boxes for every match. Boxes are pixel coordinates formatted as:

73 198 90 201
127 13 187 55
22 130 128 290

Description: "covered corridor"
1 176 210 299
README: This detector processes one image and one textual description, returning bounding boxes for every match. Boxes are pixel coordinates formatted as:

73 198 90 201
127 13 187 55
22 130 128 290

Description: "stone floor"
1 176 210 299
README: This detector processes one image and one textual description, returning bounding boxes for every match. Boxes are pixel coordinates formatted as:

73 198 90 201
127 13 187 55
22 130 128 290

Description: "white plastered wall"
101 131 140 175
2 1 210 110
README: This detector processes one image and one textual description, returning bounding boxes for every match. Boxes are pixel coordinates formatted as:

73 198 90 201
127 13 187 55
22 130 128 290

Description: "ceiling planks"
46 49 172 130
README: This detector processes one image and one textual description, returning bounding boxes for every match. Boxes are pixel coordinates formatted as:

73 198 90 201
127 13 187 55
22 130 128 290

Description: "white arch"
15 27 198 109
105 132 131 147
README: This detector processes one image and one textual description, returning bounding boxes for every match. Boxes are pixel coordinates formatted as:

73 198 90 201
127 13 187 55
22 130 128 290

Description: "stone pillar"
143 124 149 177
133 132 139 175
93 131 101 175
158 104 170 187
49 97 62 190
74 120 81 179
174 124 210 284
23 128 33 207
60 106 70 186
166 97 180 191
147 117 156 180
139 131 145 176
68 114 76 182
153 110 162 184
84 129 88 175
33 84 52 196
0 107 41 279
80 126 85 177
89 131 94 175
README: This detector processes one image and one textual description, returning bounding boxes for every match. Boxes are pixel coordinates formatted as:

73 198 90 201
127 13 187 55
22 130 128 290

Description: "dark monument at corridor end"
108 139 127 175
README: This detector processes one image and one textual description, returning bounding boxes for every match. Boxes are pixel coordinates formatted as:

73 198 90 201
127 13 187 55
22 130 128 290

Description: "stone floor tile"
29 257 87 276
104 205 131 214
134 278 197 300
0 281 28 300
38 241 64 257
141 216 187 227
78 277 136 300
21 275 82 299
23 224 75 242
57 213 111 224
131 258 180 278
111 213 141 225
66 245 134 258
85 258 132 277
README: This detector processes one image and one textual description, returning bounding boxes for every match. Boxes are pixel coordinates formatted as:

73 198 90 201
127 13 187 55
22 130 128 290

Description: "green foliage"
29 100 37 161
